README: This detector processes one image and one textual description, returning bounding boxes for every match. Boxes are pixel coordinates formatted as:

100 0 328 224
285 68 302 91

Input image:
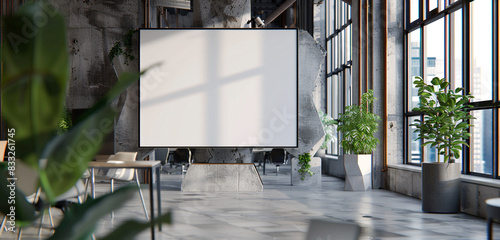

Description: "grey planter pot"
421 162 461 213
344 154 371 191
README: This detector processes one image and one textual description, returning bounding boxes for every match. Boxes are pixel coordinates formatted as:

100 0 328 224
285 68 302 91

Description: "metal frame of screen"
138 28 299 148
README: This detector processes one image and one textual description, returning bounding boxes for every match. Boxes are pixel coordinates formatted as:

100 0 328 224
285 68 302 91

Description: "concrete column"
193 0 251 28
386 0 405 167
370 0 386 189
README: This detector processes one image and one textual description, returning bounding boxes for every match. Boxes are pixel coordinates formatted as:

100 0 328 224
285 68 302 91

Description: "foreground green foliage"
411 76 475 163
1 2 170 239
334 90 380 154
298 153 314 181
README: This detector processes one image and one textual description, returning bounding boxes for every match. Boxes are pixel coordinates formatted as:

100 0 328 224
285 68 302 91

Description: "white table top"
486 198 500 207
88 161 161 169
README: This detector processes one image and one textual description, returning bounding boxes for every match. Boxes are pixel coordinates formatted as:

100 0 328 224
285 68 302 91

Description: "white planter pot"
344 154 371 191
291 157 321 186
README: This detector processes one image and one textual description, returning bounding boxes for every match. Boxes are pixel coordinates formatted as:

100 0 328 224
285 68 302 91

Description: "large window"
404 0 499 178
325 0 352 155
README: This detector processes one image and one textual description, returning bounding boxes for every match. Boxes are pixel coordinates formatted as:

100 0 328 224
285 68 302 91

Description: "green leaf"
431 77 440 86
1 2 69 168
49 185 138 240
41 72 140 201
100 213 172 240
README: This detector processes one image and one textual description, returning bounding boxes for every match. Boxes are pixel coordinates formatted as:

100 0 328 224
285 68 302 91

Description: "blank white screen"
139 29 297 147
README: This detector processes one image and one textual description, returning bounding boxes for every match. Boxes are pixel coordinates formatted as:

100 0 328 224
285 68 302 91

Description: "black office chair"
270 149 287 176
174 148 194 175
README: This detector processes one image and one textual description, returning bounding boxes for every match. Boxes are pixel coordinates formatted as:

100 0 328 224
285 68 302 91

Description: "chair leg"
83 178 89 202
135 170 149 220
48 208 55 234
0 215 6 238
17 227 22 240
38 210 45 236
110 179 114 219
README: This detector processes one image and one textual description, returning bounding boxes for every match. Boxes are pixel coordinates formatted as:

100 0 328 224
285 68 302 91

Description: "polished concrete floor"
3 164 500 239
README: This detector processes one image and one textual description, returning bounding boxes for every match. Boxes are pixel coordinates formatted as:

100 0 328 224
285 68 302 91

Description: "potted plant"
411 76 474 213
291 152 321 186
334 90 380 191
317 111 335 158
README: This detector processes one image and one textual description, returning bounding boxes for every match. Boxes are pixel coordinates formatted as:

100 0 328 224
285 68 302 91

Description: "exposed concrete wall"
388 166 500 219
53 0 144 155
54 0 143 109
322 156 346 178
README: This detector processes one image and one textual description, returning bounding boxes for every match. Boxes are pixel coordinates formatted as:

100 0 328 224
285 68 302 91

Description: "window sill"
388 164 500 188
387 164 421 173
324 154 339 160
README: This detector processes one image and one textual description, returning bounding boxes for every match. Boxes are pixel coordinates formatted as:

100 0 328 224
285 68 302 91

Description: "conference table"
88 161 162 239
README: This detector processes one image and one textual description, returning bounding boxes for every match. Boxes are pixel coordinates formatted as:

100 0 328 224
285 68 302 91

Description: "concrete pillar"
193 0 251 28
386 0 405 167
284 30 326 158
370 0 386 189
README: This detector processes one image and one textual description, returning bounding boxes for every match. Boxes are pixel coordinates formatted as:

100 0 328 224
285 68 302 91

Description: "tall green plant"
411 76 474 163
0 2 170 239
334 90 380 154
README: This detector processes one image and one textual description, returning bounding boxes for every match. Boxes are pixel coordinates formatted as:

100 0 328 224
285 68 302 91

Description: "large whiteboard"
139 29 297 147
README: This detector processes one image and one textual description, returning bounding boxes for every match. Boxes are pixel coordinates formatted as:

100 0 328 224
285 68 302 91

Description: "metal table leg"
156 166 162 231
91 168 95 199
149 168 155 239
488 217 493 240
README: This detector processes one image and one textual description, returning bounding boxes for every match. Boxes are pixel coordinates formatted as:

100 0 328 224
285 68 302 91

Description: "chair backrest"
305 219 361 240
108 152 137 162
270 149 286 163
0 140 7 161
106 152 138 181
175 148 192 164
15 160 40 200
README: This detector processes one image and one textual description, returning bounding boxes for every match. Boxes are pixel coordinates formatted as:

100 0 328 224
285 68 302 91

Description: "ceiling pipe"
264 0 296 26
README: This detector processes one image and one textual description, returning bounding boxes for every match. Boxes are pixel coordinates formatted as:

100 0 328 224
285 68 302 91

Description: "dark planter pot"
421 162 461 213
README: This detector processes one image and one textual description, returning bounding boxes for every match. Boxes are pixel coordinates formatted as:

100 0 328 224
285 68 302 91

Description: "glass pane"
424 140 439 163
339 31 345 67
327 41 331 73
428 0 438 11
449 9 463 91
408 116 422 164
332 74 339 155
425 18 445 83
347 4 350 20
327 76 333 155
470 110 494 175
347 25 351 62
410 0 419 23
408 29 421 111
470 0 493 102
